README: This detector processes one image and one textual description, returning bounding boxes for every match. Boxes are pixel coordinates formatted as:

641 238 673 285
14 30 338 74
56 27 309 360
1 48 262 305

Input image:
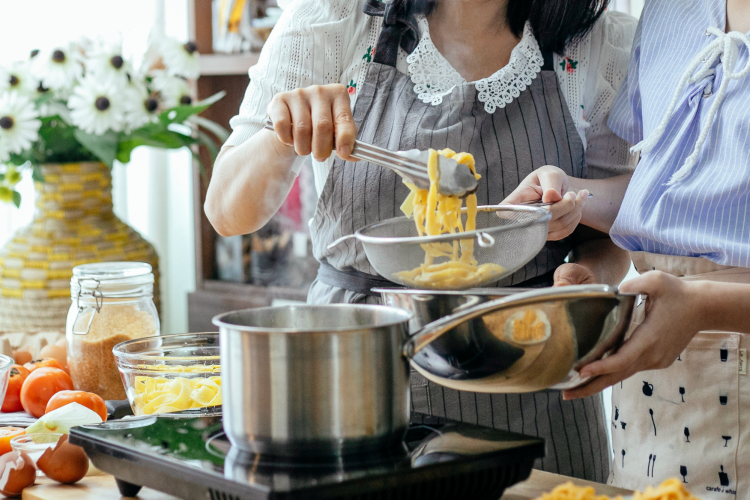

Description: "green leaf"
159 91 226 126
195 129 220 162
116 130 196 164
73 129 119 167
12 191 21 208
31 164 44 183
188 115 230 143
195 91 226 108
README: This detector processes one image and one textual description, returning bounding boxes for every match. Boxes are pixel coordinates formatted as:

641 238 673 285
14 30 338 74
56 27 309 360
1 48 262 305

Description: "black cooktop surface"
70 413 544 500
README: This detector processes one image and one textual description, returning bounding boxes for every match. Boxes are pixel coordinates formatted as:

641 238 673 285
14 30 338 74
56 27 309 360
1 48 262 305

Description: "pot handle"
327 234 357 251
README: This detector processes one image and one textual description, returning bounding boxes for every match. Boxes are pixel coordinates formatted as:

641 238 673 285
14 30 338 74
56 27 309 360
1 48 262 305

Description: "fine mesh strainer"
327 205 552 290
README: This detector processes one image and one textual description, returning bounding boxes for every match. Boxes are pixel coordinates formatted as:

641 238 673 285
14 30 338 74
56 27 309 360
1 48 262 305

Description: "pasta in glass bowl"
113 333 221 416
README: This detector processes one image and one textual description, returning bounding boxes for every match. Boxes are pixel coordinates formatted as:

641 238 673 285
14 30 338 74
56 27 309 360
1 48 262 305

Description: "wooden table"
23 469 631 500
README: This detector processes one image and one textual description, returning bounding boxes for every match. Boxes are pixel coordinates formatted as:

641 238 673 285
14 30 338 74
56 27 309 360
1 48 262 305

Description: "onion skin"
0 451 36 496
36 435 89 484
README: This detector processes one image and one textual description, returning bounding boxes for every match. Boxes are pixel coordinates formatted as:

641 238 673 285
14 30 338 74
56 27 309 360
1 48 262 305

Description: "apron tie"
631 27 750 185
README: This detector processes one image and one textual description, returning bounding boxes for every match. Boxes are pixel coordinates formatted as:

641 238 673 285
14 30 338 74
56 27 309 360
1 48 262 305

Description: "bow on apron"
307 0 609 482
610 254 750 499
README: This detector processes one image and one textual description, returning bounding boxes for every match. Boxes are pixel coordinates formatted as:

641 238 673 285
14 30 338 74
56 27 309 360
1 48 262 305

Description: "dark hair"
413 0 608 54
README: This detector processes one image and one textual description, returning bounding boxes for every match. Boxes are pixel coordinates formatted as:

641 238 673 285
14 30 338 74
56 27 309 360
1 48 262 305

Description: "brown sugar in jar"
66 263 159 401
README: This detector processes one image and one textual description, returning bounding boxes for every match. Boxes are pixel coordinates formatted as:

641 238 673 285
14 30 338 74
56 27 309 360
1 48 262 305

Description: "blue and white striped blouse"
608 0 750 268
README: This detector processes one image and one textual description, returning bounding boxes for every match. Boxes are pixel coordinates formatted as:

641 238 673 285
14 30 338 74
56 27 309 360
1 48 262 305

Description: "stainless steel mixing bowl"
380 285 637 393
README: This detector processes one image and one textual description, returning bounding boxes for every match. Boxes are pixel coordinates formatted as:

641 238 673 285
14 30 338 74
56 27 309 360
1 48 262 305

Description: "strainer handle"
327 234 357 251
477 232 495 248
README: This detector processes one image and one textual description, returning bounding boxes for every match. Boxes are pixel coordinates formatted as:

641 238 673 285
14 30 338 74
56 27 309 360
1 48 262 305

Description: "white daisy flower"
68 77 125 135
123 81 160 130
0 62 38 96
152 71 193 108
86 41 133 89
33 44 83 91
0 92 41 154
157 38 200 79
0 139 9 163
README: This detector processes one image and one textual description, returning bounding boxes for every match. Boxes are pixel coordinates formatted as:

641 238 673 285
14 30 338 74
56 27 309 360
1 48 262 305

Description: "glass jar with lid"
66 262 159 400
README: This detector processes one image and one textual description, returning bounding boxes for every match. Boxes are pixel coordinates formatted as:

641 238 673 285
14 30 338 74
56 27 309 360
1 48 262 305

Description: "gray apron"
307 0 609 482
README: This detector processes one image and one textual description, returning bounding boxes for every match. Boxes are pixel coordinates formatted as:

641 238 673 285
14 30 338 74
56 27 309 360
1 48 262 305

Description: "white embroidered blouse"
226 0 639 195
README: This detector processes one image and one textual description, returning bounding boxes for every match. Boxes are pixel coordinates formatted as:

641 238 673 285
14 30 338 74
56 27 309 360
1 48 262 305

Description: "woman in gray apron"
207 0 636 483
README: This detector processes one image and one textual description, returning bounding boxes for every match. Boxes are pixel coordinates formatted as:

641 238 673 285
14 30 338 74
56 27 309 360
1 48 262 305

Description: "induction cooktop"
69 413 544 500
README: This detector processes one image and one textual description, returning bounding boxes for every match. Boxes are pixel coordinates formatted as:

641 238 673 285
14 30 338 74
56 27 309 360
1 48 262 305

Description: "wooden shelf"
199 52 260 76
203 280 309 299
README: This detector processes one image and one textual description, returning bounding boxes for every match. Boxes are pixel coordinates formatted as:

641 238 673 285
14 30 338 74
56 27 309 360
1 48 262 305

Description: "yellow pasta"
510 309 548 342
535 479 700 500
632 479 701 500
131 369 222 415
396 148 504 288
535 482 622 500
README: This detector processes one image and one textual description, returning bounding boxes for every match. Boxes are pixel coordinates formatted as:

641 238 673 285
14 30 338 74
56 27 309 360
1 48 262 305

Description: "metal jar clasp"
72 278 104 335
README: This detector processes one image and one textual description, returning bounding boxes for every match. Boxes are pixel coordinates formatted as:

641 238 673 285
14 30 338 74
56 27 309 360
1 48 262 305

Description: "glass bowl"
0 354 15 404
11 433 64 476
113 333 221 417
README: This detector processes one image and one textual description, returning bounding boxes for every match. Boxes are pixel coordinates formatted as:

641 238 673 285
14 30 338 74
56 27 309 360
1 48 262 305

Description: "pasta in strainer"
396 148 505 288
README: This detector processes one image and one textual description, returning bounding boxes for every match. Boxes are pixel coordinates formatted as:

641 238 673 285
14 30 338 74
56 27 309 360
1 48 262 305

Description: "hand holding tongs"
264 118 478 197
514 193 594 208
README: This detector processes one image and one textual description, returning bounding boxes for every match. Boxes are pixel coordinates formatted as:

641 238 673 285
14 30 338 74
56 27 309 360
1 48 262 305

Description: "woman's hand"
502 166 589 241
553 263 598 286
268 84 358 162
562 272 705 400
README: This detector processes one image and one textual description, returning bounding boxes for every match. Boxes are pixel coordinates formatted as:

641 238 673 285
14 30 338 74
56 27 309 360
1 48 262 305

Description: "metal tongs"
514 193 594 208
264 118 478 197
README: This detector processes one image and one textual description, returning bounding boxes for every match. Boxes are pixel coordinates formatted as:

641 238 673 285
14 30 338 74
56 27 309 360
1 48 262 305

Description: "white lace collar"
406 18 544 113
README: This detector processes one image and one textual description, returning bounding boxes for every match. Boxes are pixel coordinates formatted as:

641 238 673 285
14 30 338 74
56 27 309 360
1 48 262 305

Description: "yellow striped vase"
0 162 159 331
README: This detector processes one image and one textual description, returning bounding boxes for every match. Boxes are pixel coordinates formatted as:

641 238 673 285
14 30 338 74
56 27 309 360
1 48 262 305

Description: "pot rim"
212 304 413 334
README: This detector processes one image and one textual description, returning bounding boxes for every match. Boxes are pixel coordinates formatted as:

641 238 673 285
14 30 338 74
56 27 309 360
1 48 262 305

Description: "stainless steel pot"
213 285 636 457
214 304 413 457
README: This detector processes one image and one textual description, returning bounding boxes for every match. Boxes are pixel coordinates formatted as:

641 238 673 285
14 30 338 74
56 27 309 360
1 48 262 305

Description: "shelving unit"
199 53 260 76
187 1 308 332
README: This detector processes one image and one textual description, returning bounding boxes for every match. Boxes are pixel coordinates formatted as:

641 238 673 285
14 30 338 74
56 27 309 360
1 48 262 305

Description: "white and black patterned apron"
610 253 750 499
306 0 609 482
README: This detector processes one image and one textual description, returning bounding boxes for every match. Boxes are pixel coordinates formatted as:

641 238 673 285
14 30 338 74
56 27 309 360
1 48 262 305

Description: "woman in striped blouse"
506 0 750 496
